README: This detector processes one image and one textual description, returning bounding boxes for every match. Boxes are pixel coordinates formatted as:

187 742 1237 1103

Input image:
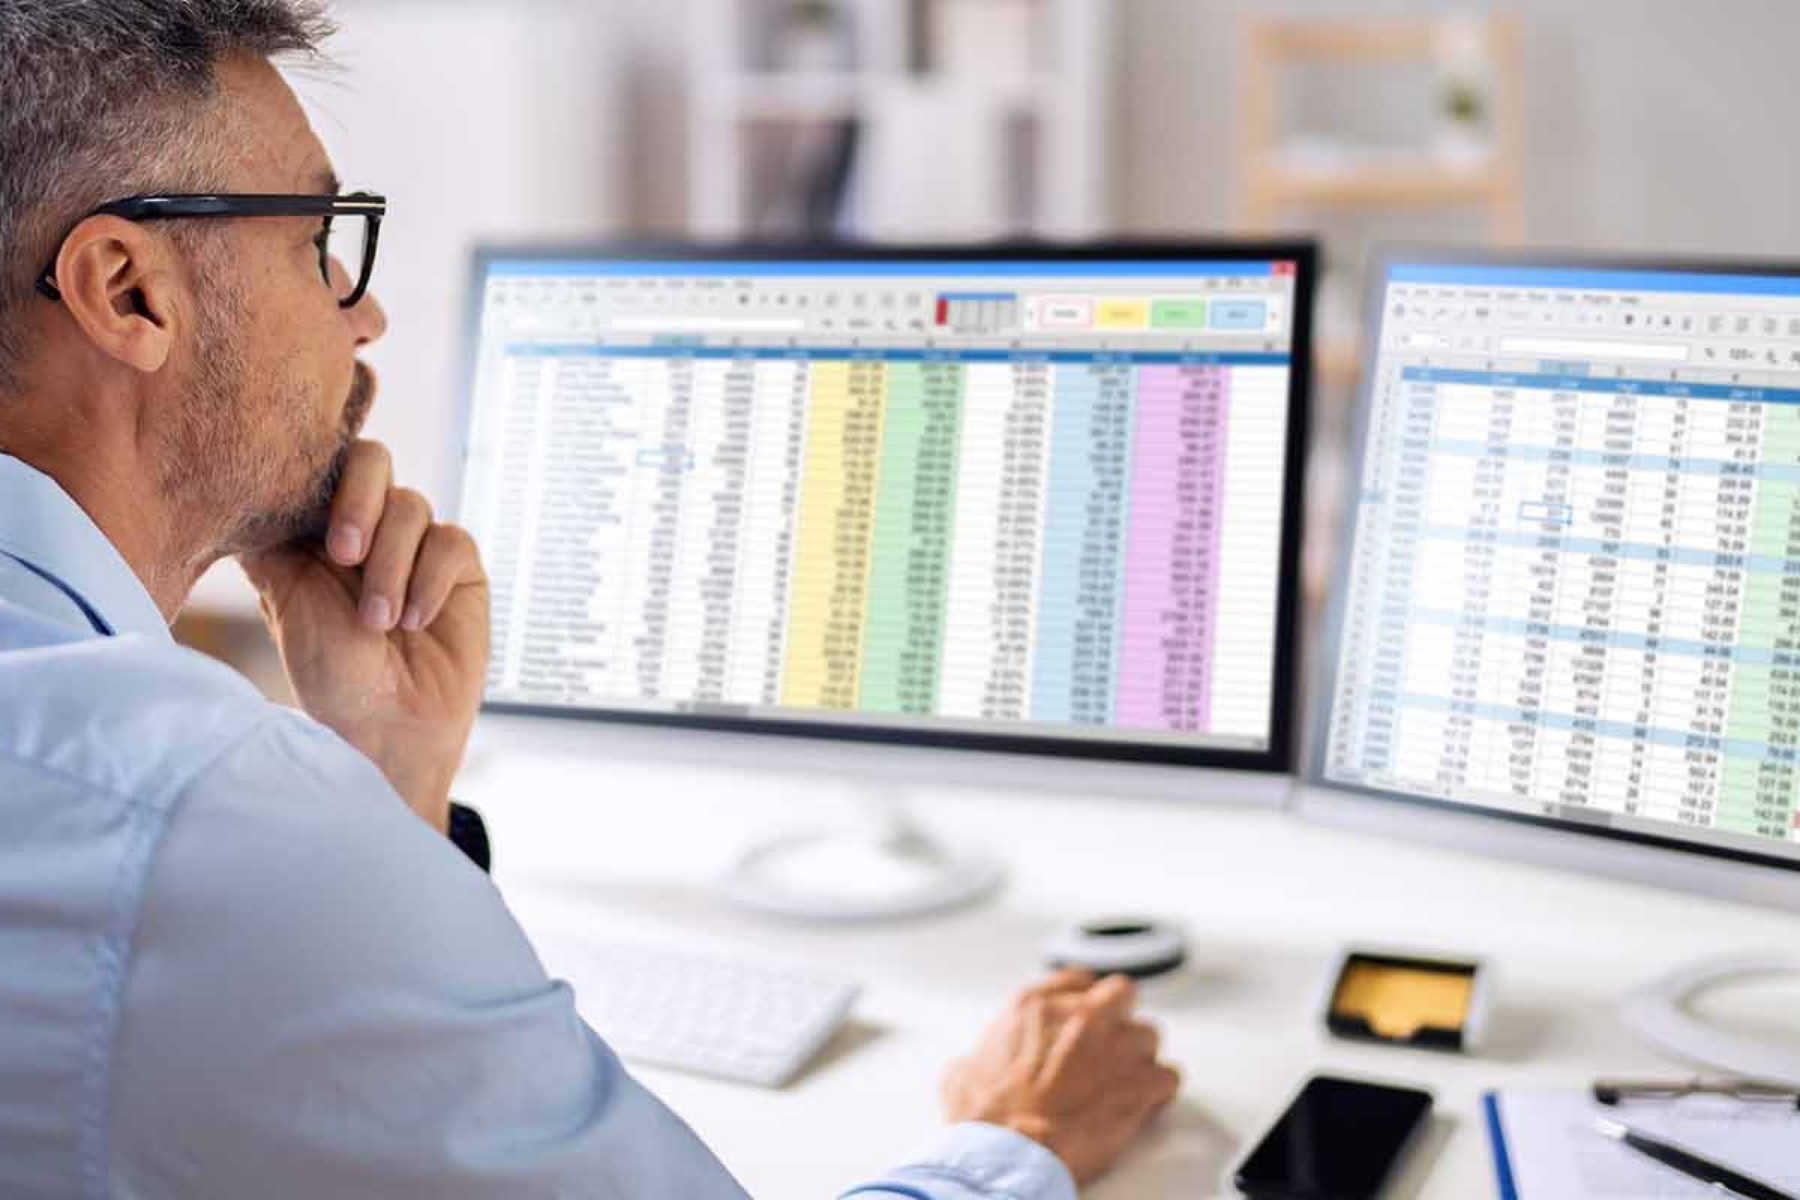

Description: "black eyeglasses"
35 191 387 309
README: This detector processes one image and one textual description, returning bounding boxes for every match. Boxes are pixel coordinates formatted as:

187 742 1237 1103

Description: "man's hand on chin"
238 438 490 835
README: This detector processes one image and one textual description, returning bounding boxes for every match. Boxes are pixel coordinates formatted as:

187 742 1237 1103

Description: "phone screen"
1234 1075 1432 1200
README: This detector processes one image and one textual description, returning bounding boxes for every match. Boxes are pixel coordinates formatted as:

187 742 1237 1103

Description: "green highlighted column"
859 360 963 714
1720 406 1800 840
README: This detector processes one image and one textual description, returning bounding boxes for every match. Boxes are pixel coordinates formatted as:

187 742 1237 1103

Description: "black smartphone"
1234 1074 1433 1200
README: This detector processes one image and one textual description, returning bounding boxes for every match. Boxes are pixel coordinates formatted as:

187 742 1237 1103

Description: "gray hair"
0 0 335 392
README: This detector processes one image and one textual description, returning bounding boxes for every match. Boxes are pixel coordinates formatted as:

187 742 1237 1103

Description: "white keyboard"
530 931 862 1088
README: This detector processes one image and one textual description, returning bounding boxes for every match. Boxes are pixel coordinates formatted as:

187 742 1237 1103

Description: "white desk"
457 714 1800 1199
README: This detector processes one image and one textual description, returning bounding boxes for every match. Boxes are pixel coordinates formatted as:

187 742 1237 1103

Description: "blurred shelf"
710 70 1048 122
687 0 1113 240
1234 15 1523 240
1249 20 1442 60
712 71 862 119
1249 159 1510 209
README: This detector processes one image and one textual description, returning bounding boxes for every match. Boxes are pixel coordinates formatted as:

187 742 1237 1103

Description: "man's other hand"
942 969 1180 1186
239 439 490 834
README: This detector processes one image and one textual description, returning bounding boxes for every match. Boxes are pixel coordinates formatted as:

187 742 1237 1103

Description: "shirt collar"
0 453 173 642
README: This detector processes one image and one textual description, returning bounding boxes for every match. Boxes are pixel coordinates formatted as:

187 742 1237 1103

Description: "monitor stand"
719 786 1004 921
468 713 1285 920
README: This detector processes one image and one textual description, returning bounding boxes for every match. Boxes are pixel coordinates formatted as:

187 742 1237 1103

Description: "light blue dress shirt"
0 452 1076 1200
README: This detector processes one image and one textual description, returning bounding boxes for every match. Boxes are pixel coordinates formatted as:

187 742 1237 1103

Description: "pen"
1592 1078 1800 1108
1594 1116 1797 1200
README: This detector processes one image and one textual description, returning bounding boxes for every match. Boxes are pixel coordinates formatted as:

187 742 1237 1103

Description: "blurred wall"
580 0 1800 258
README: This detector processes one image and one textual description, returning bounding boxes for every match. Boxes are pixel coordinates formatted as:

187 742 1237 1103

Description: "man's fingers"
1082 973 1138 1024
1117 1019 1161 1063
358 487 433 629
1107 1059 1181 1119
1040 996 1090 1081
401 524 484 631
1152 1061 1181 1105
1024 968 1097 999
327 439 394 566
1017 994 1051 1062
1129 1061 1182 1122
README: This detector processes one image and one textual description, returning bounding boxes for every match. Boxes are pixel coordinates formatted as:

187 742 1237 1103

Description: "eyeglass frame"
34 191 387 309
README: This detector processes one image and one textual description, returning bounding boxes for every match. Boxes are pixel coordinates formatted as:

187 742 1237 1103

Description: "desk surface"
457 714 1800 1200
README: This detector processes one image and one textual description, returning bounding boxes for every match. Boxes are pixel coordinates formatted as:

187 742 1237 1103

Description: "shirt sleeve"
842 1123 1078 1200
105 711 1076 1200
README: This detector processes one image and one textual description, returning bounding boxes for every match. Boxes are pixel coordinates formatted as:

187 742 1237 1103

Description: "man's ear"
51 215 182 374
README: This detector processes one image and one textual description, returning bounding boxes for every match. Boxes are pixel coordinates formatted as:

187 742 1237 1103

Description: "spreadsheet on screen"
1325 262 1800 862
457 258 1299 753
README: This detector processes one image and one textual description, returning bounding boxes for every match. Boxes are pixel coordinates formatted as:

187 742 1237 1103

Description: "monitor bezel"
1306 242 1800 876
455 239 1316 774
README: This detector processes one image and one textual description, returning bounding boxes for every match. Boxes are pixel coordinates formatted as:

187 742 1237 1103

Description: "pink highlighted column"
1115 364 1228 731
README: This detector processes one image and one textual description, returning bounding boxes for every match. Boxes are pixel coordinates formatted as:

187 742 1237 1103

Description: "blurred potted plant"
1432 18 1492 167
1436 77 1489 165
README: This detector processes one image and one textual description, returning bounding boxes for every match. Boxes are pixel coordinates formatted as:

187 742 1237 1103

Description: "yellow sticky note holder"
1322 948 1492 1054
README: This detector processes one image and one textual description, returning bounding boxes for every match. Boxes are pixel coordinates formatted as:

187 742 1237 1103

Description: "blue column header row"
504 344 1292 366
1402 365 1800 405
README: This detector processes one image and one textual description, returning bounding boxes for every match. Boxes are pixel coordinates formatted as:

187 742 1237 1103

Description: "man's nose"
327 253 389 347
349 284 389 348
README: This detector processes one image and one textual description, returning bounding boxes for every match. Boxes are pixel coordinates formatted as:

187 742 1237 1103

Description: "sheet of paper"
1497 1089 1800 1199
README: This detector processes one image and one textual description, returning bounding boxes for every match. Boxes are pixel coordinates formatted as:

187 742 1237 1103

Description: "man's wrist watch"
447 801 491 873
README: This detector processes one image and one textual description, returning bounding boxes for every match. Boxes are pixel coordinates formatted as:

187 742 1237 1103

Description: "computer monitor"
456 243 1314 915
1307 247 1800 911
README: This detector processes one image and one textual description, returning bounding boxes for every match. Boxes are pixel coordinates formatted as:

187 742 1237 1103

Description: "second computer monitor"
456 244 1314 770
1316 249 1800 880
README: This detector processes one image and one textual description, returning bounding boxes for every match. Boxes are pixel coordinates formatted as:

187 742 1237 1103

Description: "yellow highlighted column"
781 358 887 709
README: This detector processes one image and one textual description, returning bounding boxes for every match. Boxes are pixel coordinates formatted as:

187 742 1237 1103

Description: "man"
0 3 1181 1197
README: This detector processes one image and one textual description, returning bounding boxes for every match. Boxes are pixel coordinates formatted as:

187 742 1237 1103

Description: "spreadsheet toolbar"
459 259 1300 752
1326 263 1800 863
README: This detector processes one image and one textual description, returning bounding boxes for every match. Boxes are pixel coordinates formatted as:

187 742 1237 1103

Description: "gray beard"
213 359 374 556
